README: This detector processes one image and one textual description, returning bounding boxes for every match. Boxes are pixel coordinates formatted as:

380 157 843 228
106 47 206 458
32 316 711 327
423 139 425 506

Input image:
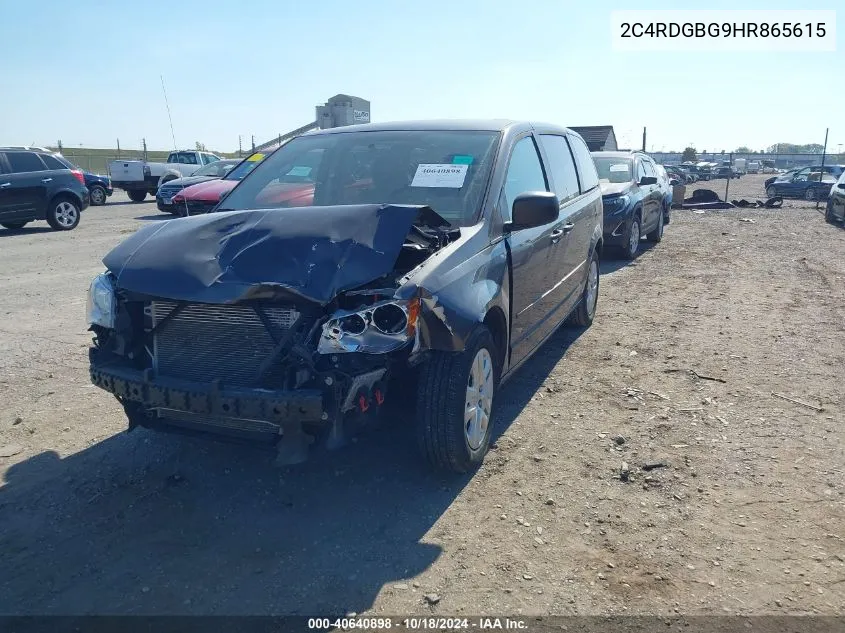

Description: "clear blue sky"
0 0 841 153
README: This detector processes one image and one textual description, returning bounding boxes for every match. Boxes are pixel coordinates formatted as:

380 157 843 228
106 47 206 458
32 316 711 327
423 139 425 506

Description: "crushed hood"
103 204 447 305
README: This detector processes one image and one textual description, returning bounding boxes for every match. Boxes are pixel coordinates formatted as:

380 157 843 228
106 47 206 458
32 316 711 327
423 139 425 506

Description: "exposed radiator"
150 300 300 387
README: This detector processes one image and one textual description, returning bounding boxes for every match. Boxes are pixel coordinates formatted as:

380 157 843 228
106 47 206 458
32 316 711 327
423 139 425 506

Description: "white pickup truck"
109 150 221 201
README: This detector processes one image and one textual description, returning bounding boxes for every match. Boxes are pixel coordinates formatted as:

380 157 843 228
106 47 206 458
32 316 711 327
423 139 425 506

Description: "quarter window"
642 160 656 178
6 152 46 173
502 136 548 219
566 134 599 192
538 135 580 204
41 154 71 170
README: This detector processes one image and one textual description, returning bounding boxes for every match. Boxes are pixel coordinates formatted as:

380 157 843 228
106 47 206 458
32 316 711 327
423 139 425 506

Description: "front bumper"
602 213 630 246
90 354 325 440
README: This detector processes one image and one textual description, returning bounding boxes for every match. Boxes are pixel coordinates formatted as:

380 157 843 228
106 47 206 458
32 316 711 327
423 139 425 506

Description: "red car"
168 150 292 215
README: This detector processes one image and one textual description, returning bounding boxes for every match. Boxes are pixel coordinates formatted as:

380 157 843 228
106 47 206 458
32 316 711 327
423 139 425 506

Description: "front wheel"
89 185 107 206
127 190 146 202
1 221 28 229
804 188 817 201
647 209 664 243
825 203 838 224
416 326 498 473
622 215 640 260
567 250 600 328
46 198 81 231
766 186 777 198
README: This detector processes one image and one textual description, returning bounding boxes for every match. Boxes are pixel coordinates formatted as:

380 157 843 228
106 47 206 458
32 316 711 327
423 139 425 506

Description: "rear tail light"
70 169 85 185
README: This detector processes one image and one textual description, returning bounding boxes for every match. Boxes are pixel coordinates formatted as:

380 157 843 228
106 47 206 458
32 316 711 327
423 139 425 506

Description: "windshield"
224 153 268 181
593 157 633 184
194 160 237 177
219 130 500 226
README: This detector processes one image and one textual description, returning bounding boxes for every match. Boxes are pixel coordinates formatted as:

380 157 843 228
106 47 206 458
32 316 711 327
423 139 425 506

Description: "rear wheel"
127 190 146 202
46 198 80 231
89 185 107 206
1 221 28 229
804 188 817 201
416 326 498 473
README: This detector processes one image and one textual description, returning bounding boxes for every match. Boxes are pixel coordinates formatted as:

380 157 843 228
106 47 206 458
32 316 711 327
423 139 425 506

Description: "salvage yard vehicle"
765 170 837 201
168 150 277 216
156 158 240 214
0 147 90 231
592 150 665 259
87 120 603 473
825 172 845 225
109 150 221 202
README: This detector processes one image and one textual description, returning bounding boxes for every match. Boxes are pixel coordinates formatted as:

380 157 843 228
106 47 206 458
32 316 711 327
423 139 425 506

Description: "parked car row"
109 149 222 201
85 120 676 474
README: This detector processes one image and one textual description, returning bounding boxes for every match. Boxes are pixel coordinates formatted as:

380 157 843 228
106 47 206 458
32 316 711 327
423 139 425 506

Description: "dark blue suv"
591 151 666 259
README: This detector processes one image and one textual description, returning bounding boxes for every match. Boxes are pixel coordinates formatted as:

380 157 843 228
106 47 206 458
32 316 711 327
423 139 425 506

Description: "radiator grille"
151 300 300 387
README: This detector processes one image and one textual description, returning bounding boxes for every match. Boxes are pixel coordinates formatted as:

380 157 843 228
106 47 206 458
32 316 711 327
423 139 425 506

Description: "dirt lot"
1 177 843 617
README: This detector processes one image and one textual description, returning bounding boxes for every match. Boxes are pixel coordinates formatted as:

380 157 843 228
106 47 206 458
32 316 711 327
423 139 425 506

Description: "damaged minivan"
87 121 603 472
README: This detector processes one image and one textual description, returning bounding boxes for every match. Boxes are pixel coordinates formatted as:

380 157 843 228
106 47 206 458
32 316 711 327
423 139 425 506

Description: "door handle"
550 228 564 240
0 182 10 188
41 178 52 183
562 222 575 233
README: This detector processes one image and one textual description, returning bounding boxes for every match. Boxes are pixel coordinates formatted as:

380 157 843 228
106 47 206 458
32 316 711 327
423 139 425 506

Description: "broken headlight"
318 298 420 354
86 273 116 329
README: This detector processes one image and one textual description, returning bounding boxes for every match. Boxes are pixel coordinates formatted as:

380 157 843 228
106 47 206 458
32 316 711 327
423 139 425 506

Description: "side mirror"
505 192 560 232
838 183 845 190
639 176 658 186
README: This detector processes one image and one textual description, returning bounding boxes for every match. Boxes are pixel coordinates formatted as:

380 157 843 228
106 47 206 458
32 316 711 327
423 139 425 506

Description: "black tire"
621 213 641 260
663 201 671 225
127 190 146 202
804 188 817 202
89 185 107 206
647 208 664 243
1 221 28 229
45 197 81 231
825 203 837 225
766 186 777 198
567 249 600 328
416 326 499 473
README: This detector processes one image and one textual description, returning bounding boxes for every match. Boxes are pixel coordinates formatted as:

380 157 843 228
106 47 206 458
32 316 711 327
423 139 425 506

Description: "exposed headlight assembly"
603 195 630 214
86 273 116 329
319 298 420 354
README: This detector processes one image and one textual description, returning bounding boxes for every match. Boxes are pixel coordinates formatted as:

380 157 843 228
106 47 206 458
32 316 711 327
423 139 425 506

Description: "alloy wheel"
55 202 79 228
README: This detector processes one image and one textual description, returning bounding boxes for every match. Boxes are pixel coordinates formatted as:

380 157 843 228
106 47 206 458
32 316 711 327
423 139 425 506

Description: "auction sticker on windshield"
411 164 468 188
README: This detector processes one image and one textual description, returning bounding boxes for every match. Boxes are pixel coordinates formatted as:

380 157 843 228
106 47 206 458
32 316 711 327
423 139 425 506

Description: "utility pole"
641 127 646 152
142 138 147 162
116 138 121 159
238 135 242 158
251 135 255 153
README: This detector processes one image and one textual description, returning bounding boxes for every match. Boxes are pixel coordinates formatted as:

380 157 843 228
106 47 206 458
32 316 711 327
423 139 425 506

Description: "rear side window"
502 136 548 218
642 160 656 178
538 135 580 204
41 154 71 170
6 152 46 173
567 134 599 192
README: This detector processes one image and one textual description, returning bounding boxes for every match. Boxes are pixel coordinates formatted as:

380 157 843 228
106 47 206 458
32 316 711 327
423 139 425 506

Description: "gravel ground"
0 180 843 617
